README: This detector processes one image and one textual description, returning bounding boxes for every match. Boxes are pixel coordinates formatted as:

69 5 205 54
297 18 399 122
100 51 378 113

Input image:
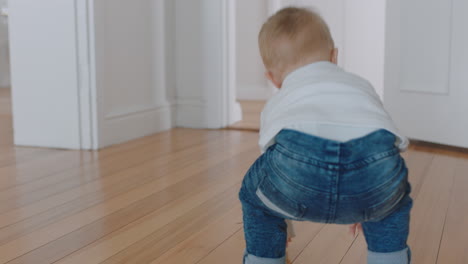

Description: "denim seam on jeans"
339 160 406 200
267 151 403 200
256 188 298 220
275 142 400 171
342 148 401 170
364 182 411 222
268 157 331 197
256 167 308 219
275 144 340 170
328 144 340 223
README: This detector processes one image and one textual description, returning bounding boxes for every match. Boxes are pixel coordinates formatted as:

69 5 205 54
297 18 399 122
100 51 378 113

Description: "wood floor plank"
50 152 257 264
0 128 210 191
0 129 195 192
0 130 223 212
0 163 160 245
196 229 246 264
0 131 246 230
194 220 330 264
292 224 356 264
407 155 457 264
53 182 237 264
0 135 250 242
436 158 468 264
145 204 243 264
404 150 435 198
0 135 254 246
0 150 95 189
189 219 324 264
0 148 56 168
338 234 367 264
286 221 325 263
4 145 258 264
196 229 245 264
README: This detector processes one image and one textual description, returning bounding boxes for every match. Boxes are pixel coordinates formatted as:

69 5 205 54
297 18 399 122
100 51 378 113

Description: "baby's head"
259 7 337 88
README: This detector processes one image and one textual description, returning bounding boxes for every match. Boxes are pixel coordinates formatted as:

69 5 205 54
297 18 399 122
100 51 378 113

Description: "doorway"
228 0 273 131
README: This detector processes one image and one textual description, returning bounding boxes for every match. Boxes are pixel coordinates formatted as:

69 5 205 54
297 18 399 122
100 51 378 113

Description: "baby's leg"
241 198 288 264
242 198 287 264
362 196 413 264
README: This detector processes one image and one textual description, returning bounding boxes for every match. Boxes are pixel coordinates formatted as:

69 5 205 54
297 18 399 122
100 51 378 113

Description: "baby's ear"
265 71 282 89
331 48 339 65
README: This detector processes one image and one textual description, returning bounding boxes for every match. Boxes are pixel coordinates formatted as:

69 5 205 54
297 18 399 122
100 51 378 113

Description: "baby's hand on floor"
285 238 293 264
286 237 292 247
348 223 362 236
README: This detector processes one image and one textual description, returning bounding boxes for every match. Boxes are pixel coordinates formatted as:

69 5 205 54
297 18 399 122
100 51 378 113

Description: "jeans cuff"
243 250 286 264
368 247 411 264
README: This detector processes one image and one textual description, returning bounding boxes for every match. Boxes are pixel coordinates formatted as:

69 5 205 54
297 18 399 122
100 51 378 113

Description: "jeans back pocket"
256 171 307 220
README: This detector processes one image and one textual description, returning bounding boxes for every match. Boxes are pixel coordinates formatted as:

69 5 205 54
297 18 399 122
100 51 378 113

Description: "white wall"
0 0 10 88
164 0 176 109
93 0 173 147
343 0 386 98
7 0 387 148
175 0 240 128
174 0 205 127
8 0 175 149
9 0 82 148
235 0 271 100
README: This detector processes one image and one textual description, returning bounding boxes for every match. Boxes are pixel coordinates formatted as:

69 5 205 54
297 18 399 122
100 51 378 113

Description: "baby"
239 7 413 264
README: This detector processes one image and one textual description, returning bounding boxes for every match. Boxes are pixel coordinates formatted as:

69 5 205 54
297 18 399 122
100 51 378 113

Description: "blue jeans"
239 129 412 264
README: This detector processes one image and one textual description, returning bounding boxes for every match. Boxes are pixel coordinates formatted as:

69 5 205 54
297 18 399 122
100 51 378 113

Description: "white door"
9 0 84 149
384 0 468 148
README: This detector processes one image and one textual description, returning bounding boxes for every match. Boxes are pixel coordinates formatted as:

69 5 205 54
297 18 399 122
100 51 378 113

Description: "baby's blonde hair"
259 7 334 73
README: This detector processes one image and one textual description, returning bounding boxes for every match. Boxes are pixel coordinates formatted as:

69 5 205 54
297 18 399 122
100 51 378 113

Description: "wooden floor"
1 91 468 263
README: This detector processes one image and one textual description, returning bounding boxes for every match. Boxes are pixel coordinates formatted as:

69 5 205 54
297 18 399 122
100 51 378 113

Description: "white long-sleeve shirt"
259 61 409 153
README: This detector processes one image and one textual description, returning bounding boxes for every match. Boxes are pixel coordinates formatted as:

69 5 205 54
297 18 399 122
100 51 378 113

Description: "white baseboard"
176 97 244 128
100 104 173 148
175 98 206 128
230 100 242 125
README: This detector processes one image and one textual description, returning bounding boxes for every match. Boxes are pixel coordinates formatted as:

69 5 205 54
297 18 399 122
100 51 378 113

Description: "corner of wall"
174 0 239 129
92 0 176 148
164 0 177 129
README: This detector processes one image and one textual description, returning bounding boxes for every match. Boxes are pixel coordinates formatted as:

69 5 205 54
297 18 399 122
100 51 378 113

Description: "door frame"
8 0 99 149
78 0 241 139
215 0 388 123
221 0 242 126
75 0 98 150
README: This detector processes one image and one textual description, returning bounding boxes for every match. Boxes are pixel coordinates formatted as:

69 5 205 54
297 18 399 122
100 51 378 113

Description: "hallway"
0 90 467 263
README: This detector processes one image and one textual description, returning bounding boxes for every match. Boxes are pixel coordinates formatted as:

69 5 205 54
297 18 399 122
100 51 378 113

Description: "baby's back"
259 62 408 152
